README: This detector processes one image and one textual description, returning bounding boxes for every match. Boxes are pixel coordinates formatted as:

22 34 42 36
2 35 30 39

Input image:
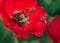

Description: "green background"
0 0 60 43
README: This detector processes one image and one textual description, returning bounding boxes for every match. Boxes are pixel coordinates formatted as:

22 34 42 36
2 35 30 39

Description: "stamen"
28 7 36 12
14 11 29 26
40 16 46 24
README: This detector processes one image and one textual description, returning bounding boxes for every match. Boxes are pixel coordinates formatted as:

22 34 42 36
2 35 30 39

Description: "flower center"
14 11 29 26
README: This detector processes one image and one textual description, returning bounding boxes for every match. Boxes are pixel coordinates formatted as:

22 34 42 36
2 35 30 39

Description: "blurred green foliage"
37 0 60 16
0 0 60 43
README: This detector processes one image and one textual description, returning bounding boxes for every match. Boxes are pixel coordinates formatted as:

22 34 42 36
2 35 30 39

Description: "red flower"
0 0 4 18
0 13 1 18
0 0 3 8
29 4 48 37
47 16 60 43
0 0 48 38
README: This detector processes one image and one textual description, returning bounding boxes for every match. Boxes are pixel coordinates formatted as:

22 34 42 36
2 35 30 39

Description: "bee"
14 11 29 26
